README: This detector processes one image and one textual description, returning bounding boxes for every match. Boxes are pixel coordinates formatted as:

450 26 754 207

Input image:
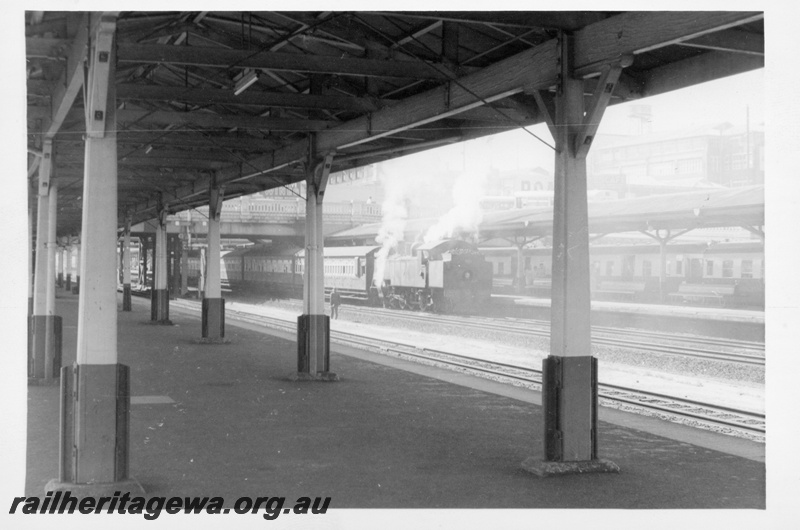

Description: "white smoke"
373 164 410 287
423 170 488 243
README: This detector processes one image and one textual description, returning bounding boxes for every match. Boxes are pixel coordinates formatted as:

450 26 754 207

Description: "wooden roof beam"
676 28 764 56
639 50 764 99
116 84 386 112
367 11 611 31
573 11 763 76
114 109 334 131
115 42 456 80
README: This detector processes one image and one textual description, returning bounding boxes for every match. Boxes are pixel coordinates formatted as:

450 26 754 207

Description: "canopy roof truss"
25 10 764 235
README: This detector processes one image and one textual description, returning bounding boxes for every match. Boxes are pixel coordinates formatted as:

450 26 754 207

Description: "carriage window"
642 260 652 277
706 261 714 276
605 261 614 276
498 262 505 275
675 260 683 275
741 260 753 279
722 260 734 278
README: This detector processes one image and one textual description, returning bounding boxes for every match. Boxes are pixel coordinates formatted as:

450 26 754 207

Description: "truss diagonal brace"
742 224 764 240
309 153 335 205
531 89 557 141
575 55 633 159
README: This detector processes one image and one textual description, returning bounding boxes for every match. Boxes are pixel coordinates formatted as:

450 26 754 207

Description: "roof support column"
28 207 33 315
72 242 81 294
56 244 63 288
640 228 692 302
294 150 338 381
45 183 58 316
515 243 526 293
64 244 72 292
180 227 189 297
30 141 62 383
202 183 225 341
523 33 626 477
151 206 171 324
122 217 132 311
46 14 143 497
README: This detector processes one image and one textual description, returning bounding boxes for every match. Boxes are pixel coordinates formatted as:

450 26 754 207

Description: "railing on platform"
169 200 382 226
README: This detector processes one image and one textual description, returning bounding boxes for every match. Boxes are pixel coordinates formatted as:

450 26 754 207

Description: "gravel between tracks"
229 295 764 386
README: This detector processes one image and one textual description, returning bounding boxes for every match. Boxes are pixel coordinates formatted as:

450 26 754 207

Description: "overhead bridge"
132 199 382 239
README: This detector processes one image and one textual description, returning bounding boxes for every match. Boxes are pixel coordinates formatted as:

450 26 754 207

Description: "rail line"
330 304 765 366
165 298 765 440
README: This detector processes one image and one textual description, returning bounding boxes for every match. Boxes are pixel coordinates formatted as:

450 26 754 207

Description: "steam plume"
423 170 488 243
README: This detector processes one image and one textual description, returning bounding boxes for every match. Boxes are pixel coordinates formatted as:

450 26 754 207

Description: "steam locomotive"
215 239 493 314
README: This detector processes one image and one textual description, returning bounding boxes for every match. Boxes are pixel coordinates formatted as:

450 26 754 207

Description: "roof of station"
25 11 764 236
328 185 764 243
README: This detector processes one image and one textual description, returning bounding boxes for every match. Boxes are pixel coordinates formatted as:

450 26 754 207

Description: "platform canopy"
25 11 764 236
479 185 765 240
327 185 765 244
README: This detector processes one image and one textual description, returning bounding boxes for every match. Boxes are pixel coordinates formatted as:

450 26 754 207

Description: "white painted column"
45 182 58 317
61 246 68 285
122 220 132 311
55 246 61 286
76 124 118 365
73 243 81 293
32 163 50 315
30 141 61 381
123 230 131 285
295 153 336 380
155 220 167 291
304 184 325 316
205 208 221 300
28 207 34 313
202 186 225 339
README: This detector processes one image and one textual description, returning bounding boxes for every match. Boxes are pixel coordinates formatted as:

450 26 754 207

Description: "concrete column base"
201 297 225 339
122 284 132 311
150 288 171 324
520 457 620 477
51 364 143 494
28 315 62 383
287 371 339 382
45 478 145 498
295 314 337 380
72 277 80 294
65 274 72 291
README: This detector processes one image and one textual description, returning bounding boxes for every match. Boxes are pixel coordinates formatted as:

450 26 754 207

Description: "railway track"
164 297 765 441
327 304 766 366
129 289 764 366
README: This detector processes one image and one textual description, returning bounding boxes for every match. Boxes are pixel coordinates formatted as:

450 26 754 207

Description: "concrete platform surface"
19 291 771 526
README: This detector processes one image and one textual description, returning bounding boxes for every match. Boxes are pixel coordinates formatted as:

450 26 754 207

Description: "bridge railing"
169 200 382 225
